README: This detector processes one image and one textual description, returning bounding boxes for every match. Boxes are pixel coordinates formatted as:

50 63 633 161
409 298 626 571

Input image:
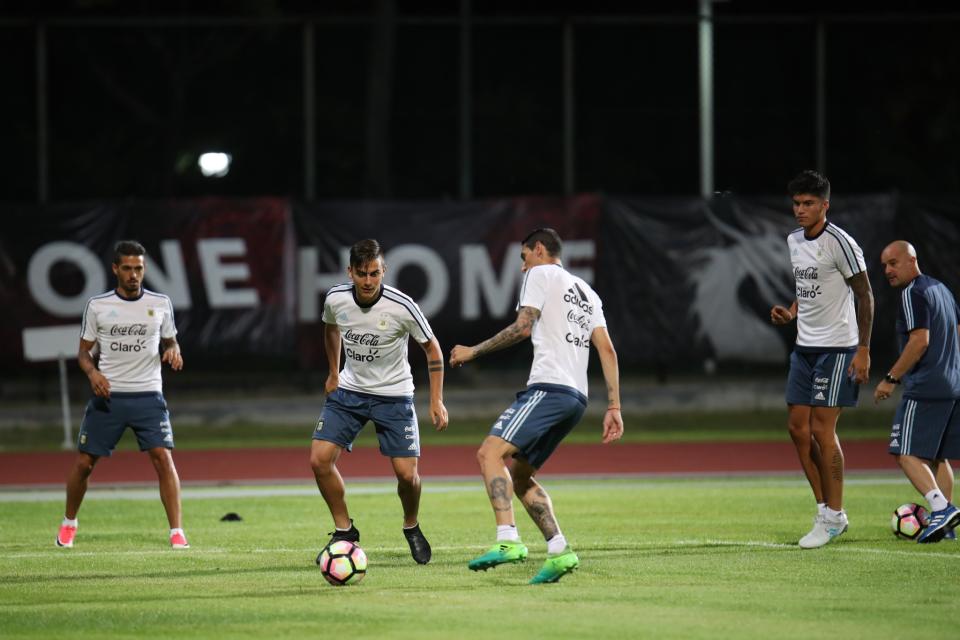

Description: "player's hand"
324 373 339 395
431 400 449 431
88 370 111 398
770 305 794 325
601 408 623 444
162 347 183 371
848 347 870 385
874 380 895 404
449 345 475 368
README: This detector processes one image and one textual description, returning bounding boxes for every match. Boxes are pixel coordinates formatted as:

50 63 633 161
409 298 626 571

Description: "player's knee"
395 467 419 487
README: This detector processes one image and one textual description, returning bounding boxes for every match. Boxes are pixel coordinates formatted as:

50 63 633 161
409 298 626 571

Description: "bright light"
198 152 232 178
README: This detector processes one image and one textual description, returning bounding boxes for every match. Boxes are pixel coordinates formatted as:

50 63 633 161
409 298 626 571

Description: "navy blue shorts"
78 392 174 457
313 388 419 457
888 397 960 460
785 349 860 407
490 384 587 469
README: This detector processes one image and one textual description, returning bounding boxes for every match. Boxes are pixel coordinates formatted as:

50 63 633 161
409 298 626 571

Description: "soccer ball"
891 502 930 539
317 540 367 586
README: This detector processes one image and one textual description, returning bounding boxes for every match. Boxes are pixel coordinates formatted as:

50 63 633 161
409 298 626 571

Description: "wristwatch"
884 373 901 385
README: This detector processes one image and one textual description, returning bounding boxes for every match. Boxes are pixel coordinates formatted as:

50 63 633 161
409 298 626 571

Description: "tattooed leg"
477 435 519 526
513 459 560 540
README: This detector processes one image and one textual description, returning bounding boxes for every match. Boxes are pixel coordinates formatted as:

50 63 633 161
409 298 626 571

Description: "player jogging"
310 239 448 565
771 170 874 549
450 227 623 584
874 240 960 543
56 240 188 550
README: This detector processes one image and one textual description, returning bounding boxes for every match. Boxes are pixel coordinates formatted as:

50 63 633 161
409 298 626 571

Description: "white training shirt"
787 221 867 349
323 284 433 397
518 263 606 397
80 289 177 393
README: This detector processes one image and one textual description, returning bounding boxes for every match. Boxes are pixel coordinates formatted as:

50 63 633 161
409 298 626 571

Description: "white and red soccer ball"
317 540 367 586
891 502 930 540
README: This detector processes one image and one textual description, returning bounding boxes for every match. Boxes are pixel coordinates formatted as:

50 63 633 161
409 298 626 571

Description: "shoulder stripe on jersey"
325 284 353 296
824 225 860 275
901 280 916 329
382 289 431 337
79 291 115 338
517 270 531 308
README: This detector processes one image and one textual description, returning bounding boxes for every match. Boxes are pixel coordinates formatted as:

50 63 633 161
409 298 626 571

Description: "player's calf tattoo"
487 477 512 512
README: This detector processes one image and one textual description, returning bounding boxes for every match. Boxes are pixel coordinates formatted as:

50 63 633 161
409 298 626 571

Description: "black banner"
2 194 958 372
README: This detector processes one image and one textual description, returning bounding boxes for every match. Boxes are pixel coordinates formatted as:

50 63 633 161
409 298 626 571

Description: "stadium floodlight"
198 152 232 177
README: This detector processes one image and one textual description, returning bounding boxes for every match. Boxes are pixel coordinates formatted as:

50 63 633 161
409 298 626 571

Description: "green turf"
1 477 958 638
0 408 895 452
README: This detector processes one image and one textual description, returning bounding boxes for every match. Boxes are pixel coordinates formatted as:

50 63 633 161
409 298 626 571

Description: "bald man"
875 240 960 543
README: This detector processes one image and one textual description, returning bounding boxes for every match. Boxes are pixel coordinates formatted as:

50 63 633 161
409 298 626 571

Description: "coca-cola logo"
109 323 148 337
794 266 819 281
343 329 381 346
566 309 590 330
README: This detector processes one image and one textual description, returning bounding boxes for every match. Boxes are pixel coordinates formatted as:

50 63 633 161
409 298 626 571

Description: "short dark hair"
788 170 831 200
349 239 385 268
113 240 146 264
521 228 562 258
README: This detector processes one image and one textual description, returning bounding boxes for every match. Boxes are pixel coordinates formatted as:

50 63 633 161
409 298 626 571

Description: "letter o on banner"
28 242 106 317
385 245 448 317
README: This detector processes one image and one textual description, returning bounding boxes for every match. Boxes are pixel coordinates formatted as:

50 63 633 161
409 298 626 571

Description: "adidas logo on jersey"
814 391 826 400
492 421 503 430
890 439 900 447
407 443 418 451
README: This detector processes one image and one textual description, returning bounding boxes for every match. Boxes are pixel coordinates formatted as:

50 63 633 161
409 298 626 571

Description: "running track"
0 440 896 488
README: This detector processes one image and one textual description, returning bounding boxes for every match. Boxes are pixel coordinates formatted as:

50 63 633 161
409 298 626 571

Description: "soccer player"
770 170 874 549
449 228 623 584
873 241 960 543
56 240 188 550
310 239 448 565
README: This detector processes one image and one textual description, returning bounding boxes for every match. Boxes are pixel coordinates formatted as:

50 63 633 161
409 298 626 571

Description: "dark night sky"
2 1 959 201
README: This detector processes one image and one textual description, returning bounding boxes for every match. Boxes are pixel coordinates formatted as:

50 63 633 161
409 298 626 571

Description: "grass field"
2 476 958 639
0 407 896 452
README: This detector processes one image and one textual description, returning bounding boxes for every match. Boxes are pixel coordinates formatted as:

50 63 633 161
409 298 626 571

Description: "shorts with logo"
78 391 174 457
785 348 860 407
313 387 419 457
888 397 960 459
490 383 587 469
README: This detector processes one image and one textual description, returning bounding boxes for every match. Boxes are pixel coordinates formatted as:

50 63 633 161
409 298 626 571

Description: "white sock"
496 525 520 542
817 503 826 516
547 533 568 555
925 489 949 512
62 517 78 528
170 528 184 537
824 507 844 521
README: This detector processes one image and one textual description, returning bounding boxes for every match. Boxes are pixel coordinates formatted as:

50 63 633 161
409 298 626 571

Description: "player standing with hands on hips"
771 170 874 549
56 240 188 550
310 239 448 565
450 228 623 584
874 240 960 543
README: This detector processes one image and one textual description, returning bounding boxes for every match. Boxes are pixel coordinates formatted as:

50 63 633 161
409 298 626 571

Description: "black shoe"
315 520 360 565
403 523 431 565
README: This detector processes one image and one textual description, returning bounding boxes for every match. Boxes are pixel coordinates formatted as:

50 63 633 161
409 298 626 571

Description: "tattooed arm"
419 336 449 430
846 271 874 384
449 306 540 367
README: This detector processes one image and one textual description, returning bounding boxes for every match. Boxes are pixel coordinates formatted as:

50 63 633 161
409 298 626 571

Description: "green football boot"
468 541 529 571
529 548 579 584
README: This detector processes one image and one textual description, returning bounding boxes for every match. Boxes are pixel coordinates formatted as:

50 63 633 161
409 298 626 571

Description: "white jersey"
787 221 866 349
519 264 606 397
323 284 433 397
80 289 177 393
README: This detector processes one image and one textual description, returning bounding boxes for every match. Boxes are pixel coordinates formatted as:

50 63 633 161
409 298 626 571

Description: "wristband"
607 406 620 411
884 373 901 385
